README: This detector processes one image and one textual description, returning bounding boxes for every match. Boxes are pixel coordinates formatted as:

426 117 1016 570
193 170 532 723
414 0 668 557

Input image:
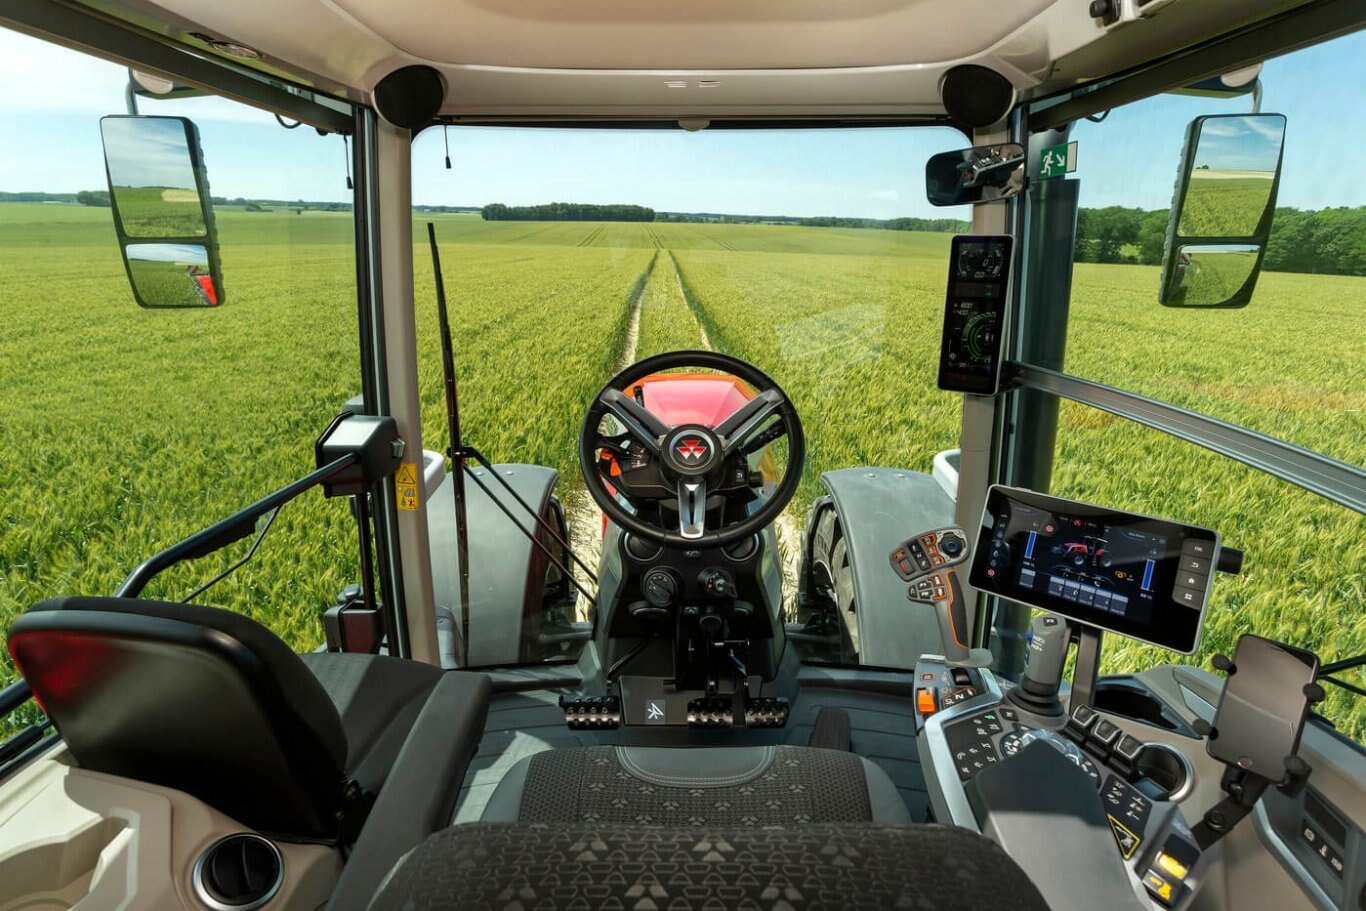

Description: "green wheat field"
0 203 1361 737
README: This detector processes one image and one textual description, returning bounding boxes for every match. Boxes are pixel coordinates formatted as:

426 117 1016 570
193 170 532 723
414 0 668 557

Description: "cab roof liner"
72 0 1320 119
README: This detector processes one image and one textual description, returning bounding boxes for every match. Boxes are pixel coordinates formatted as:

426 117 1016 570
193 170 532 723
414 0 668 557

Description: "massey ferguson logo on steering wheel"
676 438 708 462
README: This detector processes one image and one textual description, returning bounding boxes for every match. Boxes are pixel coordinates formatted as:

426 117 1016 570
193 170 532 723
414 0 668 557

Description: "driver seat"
480 744 913 825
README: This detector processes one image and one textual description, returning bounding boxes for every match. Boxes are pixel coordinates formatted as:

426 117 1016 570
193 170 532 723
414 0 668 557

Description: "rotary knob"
642 569 677 608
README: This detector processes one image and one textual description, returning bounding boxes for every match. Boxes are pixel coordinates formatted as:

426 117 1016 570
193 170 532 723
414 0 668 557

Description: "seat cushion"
482 745 913 826
369 822 1052 911
299 651 444 793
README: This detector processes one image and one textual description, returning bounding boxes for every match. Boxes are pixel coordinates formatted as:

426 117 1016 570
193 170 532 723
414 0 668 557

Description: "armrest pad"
967 742 1146 911
327 670 492 911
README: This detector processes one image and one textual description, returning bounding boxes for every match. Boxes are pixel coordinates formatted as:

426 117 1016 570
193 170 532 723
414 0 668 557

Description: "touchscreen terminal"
970 485 1219 654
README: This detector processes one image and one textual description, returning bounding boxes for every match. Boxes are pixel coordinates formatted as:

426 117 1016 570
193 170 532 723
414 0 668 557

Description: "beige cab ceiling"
327 0 1054 71
102 0 1314 119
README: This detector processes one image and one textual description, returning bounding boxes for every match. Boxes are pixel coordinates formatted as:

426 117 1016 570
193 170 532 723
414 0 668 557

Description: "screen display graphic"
971 486 1219 654
938 235 1012 395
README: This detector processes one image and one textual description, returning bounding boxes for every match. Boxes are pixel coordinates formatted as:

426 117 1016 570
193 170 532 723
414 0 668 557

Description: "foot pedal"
808 707 852 751
744 696 790 728
559 694 621 729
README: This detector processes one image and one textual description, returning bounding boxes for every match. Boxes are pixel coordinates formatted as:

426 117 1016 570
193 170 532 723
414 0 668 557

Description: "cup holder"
1134 742 1194 802
191 833 284 911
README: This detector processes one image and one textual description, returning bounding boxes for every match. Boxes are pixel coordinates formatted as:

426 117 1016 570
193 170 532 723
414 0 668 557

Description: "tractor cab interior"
0 1 1363 910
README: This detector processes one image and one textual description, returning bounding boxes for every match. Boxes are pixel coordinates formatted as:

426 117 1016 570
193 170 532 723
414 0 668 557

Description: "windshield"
412 125 971 666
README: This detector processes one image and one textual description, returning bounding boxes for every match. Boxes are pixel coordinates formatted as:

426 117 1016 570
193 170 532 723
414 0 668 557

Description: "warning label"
396 462 419 511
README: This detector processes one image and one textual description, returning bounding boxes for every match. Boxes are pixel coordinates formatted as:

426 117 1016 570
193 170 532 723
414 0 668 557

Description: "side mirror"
925 144 1025 207
99 115 224 307
1159 113 1286 308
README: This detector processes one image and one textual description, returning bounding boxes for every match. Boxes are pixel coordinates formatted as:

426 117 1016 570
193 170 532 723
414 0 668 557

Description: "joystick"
1006 613 1069 716
892 526 991 667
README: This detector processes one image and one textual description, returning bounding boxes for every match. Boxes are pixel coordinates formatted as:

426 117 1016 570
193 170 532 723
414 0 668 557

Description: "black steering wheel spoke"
601 387 667 452
716 388 785 458
677 478 708 540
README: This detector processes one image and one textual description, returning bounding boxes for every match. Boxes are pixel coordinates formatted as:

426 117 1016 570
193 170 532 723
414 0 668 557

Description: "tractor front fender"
805 468 956 669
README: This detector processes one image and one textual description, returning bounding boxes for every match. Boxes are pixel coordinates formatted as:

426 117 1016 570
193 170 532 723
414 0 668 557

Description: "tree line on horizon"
1077 205 1366 277
5 191 1361 276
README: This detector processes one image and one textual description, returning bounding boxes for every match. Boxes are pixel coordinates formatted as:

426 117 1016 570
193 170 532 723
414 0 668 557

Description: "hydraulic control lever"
891 527 989 667
1007 614 1069 716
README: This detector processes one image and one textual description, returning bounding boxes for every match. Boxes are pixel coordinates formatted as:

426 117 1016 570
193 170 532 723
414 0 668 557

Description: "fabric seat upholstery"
368 822 1052 911
482 745 913 826
299 651 442 793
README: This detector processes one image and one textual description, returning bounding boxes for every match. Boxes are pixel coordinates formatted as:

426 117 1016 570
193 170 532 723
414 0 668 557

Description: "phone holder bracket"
1190 653 1325 849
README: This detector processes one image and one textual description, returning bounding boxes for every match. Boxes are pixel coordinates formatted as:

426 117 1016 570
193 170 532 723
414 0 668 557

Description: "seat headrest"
8 597 349 840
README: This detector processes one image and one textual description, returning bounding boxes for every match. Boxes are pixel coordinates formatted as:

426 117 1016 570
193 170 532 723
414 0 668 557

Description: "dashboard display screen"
970 486 1219 654
938 235 1011 395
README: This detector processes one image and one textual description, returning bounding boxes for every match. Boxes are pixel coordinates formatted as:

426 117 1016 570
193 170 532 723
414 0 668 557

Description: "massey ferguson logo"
676 438 709 462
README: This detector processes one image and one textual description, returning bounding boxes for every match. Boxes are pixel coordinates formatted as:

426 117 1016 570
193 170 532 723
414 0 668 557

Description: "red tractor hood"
631 372 756 428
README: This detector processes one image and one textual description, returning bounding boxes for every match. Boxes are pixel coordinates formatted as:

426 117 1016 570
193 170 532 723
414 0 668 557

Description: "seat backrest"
369 822 1052 911
8 596 349 840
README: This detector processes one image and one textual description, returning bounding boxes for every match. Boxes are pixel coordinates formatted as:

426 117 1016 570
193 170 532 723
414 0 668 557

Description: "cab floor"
452 682 929 823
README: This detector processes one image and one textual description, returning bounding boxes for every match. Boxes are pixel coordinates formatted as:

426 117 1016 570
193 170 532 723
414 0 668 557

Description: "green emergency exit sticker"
1040 141 1078 179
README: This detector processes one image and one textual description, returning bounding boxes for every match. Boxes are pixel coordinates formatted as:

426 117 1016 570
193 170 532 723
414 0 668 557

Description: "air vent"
664 80 687 89
698 80 720 89
192 834 284 911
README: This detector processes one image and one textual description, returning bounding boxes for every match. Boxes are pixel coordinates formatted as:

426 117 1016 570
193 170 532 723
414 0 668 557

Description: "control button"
1047 577 1064 597
892 548 907 562
1114 734 1144 762
1179 553 1211 575
931 554 945 566
1157 852 1189 881
999 707 1018 721
1172 584 1205 608
1071 705 1098 728
1063 580 1080 601
1092 590 1112 610
898 559 914 576
1091 718 1121 747
1176 569 1207 590
1326 848 1344 879
917 688 938 715
1181 538 1215 559
1076 585 1095 607
1143 871 1175 905
1019 568 1036 588
940 534 964 558
952 667 973 686
920 672 936 681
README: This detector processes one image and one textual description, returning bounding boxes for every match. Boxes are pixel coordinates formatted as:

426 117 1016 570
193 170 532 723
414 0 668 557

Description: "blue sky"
0 25 1361 218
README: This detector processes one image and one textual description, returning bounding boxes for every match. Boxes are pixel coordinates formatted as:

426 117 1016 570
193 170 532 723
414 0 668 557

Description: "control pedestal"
919 674 1208 911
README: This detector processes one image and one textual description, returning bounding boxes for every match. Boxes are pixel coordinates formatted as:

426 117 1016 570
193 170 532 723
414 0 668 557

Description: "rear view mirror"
100 116 224 307
925 144 1025 207
1159 113 1285 308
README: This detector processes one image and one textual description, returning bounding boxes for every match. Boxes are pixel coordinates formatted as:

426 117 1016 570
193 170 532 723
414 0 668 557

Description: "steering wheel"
579 350 805 547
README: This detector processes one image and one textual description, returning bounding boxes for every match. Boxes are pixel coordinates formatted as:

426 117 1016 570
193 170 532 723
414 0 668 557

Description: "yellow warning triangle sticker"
395 462 419 511
1108 815 1141 859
